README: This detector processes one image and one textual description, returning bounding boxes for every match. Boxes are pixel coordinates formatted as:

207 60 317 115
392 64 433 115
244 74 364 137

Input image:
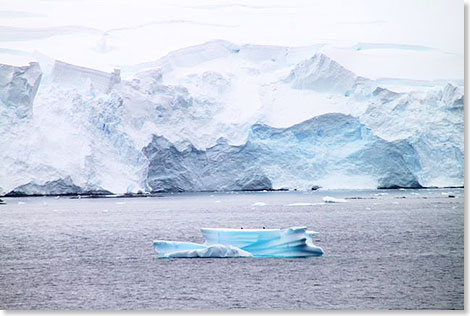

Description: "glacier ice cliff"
1 62 147 195
143 136 273 192
0 62 42 120
0 41 464 194
5 176 112 196
143 113 421 191
154 227 324 258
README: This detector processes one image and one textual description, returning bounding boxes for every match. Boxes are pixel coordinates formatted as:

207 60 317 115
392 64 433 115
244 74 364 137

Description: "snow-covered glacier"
0 41 464 195
154 227 324 258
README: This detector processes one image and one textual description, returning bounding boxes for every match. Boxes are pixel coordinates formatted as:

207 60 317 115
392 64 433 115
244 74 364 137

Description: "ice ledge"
51 60 120 93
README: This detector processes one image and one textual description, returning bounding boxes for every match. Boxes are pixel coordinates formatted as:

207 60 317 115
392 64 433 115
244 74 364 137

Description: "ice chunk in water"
323 196 348 203
153 241 252 258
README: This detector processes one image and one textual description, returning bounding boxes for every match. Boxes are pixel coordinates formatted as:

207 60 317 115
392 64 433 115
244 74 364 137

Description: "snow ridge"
285 53 370 95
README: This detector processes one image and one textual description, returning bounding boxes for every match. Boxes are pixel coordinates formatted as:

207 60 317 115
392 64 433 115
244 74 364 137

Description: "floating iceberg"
153 227 324 258
152 241 253 258
323 196 348 203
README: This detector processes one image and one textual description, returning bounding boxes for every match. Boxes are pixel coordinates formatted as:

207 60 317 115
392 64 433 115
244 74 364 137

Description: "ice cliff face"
143 136 273 192
5 176 112 196
0 63 147 195
359 84 464 187
144 113 420 191
0 62 42 120
0 41 464 194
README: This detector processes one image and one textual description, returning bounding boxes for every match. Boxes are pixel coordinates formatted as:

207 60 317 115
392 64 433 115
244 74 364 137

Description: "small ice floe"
441 192 456 198
55 196 60 199
214 200 221 203
102 209 109 213
17 201 26 205
287 202 325 206
366 207 371 210
323 196 348 203
252 202 267 206
375 192 388 196
115 202 125 205
392 202 400 205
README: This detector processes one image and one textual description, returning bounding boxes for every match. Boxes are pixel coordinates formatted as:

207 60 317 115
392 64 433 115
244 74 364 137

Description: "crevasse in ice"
153 227 324 258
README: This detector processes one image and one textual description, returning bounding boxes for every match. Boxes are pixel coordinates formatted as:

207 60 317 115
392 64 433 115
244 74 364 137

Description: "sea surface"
0 189 464 310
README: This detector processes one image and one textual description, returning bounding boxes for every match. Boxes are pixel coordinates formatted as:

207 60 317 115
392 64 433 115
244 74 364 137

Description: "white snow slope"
0 41 464 194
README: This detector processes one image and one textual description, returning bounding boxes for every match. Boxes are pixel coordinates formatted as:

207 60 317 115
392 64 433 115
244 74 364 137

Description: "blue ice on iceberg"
153 227 324 258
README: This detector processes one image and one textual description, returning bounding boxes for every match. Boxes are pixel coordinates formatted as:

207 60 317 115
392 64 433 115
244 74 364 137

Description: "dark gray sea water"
0 189 464 310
